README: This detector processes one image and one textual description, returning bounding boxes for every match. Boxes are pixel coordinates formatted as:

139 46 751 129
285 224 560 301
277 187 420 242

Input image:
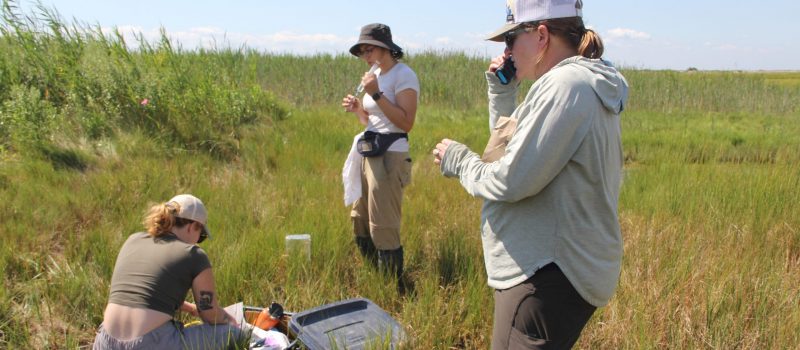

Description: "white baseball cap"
168 194 212 240
486 0 584 42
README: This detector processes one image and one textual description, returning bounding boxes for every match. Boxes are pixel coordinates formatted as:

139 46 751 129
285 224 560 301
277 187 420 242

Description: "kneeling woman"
94 194 241 350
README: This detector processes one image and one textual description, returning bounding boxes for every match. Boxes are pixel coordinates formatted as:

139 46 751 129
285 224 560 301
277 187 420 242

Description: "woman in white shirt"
341 23 419 293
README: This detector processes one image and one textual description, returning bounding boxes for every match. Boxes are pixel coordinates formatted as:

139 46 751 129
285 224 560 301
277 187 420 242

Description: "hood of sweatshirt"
555 56 629 114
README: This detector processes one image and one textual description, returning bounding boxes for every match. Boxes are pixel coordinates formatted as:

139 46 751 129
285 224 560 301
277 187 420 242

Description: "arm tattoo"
197 291 214 311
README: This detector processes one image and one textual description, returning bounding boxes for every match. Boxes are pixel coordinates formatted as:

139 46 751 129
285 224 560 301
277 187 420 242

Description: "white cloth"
342 132 364 206
224 303 289 349
243 323 290 350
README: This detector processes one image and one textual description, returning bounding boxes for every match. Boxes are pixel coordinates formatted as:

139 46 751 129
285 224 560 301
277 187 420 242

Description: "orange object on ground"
254 308 279 330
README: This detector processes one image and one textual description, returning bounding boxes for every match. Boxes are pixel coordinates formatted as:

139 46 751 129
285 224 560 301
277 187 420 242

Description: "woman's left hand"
342 94 361 112
432 139 453 165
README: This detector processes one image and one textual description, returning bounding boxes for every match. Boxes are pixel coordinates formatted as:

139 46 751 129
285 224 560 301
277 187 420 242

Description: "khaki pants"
351 151 412 250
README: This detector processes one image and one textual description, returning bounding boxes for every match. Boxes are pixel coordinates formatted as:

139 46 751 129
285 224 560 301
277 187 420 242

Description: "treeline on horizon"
1 0 798 163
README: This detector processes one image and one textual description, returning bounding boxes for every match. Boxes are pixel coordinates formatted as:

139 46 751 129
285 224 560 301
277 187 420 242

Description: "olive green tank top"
108 232 211 315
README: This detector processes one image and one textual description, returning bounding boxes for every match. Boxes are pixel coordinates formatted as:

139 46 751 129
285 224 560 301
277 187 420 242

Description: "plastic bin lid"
288 298 406 349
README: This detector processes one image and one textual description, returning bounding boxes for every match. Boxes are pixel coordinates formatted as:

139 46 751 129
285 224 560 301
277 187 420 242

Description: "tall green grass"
0 0 288 161
2 1 800 349
250 50 493 112
623 70 800 116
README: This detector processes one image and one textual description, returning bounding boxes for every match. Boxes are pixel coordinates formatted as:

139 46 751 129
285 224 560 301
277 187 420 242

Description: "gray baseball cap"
168 194 211 240
486 0 583 42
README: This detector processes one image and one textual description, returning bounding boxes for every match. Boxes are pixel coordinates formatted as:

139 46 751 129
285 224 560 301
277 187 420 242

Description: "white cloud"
711 44 738 51
101 26 352 53
97 26 497 57
434 37 452 45
266 31 341 44
190 26 224 35
605 28 651 41
110 25 145 34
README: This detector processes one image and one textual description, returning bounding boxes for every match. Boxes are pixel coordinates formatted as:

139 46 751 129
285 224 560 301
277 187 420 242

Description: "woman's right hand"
489 54 508 73
432 139 453 165
342 94 361 113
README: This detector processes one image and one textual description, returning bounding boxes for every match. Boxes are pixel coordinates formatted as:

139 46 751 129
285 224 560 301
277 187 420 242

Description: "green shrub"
0 1 288 160
0 84 58 151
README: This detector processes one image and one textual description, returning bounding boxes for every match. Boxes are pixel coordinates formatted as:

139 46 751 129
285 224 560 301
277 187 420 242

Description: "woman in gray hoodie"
433 1 629 349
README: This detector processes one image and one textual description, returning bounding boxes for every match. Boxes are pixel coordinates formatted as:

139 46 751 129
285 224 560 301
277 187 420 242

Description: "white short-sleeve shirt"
362 62 420 152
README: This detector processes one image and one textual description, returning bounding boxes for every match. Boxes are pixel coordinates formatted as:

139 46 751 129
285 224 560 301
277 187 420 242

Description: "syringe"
354 63 380 97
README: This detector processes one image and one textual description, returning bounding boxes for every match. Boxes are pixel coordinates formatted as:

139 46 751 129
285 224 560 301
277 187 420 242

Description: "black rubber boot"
378 247 405 293
355 236 378 266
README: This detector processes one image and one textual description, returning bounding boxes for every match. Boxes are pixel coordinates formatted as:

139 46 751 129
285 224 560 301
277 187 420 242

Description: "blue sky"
16 0 800 71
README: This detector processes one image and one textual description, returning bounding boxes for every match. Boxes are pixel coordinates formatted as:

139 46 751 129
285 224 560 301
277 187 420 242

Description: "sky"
15 0 800 71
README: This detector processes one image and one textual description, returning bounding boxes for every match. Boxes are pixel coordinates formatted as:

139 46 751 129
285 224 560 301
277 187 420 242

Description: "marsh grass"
2 2 800 349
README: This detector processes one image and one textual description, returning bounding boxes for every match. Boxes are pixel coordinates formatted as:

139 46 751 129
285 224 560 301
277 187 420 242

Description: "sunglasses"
358 46 375 57
197 223 209 244
504 22 540 50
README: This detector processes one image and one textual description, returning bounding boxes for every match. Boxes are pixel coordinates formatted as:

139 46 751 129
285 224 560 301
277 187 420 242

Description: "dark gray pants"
93 320 241 350
492 263 596 350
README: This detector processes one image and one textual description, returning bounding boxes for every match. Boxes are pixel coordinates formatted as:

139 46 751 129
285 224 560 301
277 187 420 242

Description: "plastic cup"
285 234 311 261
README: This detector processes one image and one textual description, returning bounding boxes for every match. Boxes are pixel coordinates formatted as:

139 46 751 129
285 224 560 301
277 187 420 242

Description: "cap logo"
505 0 516 23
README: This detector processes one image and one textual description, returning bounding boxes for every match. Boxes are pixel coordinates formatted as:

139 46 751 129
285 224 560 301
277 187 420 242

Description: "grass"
3 103 799 349
2 1 800 349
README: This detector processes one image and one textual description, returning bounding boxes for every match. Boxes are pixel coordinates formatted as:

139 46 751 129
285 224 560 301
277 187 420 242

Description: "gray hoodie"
440 56 629 306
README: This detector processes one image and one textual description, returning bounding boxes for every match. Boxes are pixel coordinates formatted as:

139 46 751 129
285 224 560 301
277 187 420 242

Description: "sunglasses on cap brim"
504 22 541 49
197 224 209 243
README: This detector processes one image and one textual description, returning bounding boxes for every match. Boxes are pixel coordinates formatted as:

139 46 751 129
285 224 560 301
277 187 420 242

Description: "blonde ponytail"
143 202 179 237
578 29 604 59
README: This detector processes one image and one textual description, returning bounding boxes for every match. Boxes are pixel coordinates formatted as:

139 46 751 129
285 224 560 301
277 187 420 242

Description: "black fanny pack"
357 131 408 157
